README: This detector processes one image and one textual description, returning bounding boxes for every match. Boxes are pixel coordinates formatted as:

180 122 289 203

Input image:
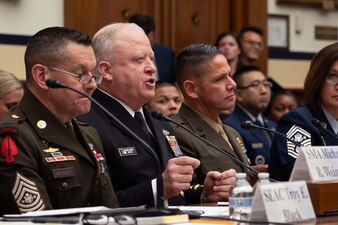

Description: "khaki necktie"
217 124 233 150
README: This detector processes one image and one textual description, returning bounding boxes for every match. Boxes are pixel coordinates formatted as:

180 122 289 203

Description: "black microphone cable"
312 118 338 141
240 121 302 148
45 79 160 165
46 79 165 208
151 111 259 177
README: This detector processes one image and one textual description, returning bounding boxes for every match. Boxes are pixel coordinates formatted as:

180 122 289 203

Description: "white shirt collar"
238 105 264 124
98 88 143 118
321 105 338 134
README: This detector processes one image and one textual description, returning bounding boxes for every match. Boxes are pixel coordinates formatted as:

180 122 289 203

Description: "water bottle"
256 173 271 185
253 173 271 195
229 173 253 222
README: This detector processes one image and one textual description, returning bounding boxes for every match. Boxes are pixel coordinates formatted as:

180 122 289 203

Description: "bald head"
92 22 156 110
93 23 149 63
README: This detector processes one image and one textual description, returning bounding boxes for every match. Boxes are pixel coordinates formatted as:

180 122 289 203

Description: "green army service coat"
0 90 118 214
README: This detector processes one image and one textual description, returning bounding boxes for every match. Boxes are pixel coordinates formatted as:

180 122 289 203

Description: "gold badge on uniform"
37 120 47 129
43 147 59 153
163 129 183 157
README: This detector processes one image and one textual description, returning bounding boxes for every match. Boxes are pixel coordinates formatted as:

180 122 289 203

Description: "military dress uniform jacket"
269 105 338 181
171 104 250 184
224 106 276 165
78 89 203 207
0 90 118 215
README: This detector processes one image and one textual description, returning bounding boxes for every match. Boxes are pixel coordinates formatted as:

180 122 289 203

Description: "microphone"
46 80 156 153
45 79 164 207
240 121 301 147
151 111 259 176
312 118 338 141
45 79 65 89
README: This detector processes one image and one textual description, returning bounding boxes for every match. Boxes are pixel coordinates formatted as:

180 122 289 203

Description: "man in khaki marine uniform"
172 44 251 184
0 27 118 215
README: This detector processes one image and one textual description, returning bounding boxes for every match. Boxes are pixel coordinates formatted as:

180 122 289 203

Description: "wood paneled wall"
64 0 267 74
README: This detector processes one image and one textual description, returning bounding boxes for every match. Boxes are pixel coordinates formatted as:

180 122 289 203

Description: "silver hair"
0 69 23 98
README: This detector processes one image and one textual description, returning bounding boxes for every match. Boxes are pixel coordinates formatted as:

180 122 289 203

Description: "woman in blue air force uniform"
269 42 338 181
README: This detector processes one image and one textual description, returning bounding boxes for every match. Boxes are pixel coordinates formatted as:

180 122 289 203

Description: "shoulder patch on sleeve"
1 135 18 163
286 125 311 158
12 172 45 213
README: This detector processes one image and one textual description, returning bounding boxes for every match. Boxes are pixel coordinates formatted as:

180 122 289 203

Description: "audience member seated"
78 23 236 207
129 14 176 83
264 90 298 123
145 81 182 117
215 31 241 77
238 26 264 68
171 43 250 184
269 42 338 181
0 70 24 120
224 65 276 166
237 26 284 95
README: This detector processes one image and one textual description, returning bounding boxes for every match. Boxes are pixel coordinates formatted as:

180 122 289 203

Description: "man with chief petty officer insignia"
0 27 118 214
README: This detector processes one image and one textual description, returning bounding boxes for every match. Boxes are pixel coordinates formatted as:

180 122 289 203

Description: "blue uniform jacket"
223 105 276 165
269 105 338 181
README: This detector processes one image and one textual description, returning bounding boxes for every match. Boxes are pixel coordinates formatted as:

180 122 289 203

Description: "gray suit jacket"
170 103 250 184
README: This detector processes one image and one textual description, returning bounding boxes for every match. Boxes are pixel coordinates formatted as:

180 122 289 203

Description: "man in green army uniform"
0 27 119 214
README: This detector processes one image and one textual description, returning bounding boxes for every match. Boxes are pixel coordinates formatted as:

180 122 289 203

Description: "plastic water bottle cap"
235 173 246 179
258 173 269 179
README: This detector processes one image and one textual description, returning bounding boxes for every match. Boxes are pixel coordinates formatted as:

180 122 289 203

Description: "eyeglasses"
244 40 264 49
237 80 273 90
325 73 338 86
47 67 103 84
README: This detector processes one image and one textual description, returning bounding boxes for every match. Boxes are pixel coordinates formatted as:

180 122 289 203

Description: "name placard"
250 181 316 223
290 146 338 182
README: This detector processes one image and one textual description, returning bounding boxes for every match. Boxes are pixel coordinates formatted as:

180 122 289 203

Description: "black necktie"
254 119 263 127
254 119 272 145
134 112 157 148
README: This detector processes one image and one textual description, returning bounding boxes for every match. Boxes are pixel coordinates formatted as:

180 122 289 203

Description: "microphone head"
241 121 254 129
151 111 166 120
312 118 327 129
45 79 65 89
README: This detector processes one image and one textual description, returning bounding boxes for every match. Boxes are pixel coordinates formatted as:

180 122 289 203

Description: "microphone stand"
241 121 302 148
312 118 338 141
